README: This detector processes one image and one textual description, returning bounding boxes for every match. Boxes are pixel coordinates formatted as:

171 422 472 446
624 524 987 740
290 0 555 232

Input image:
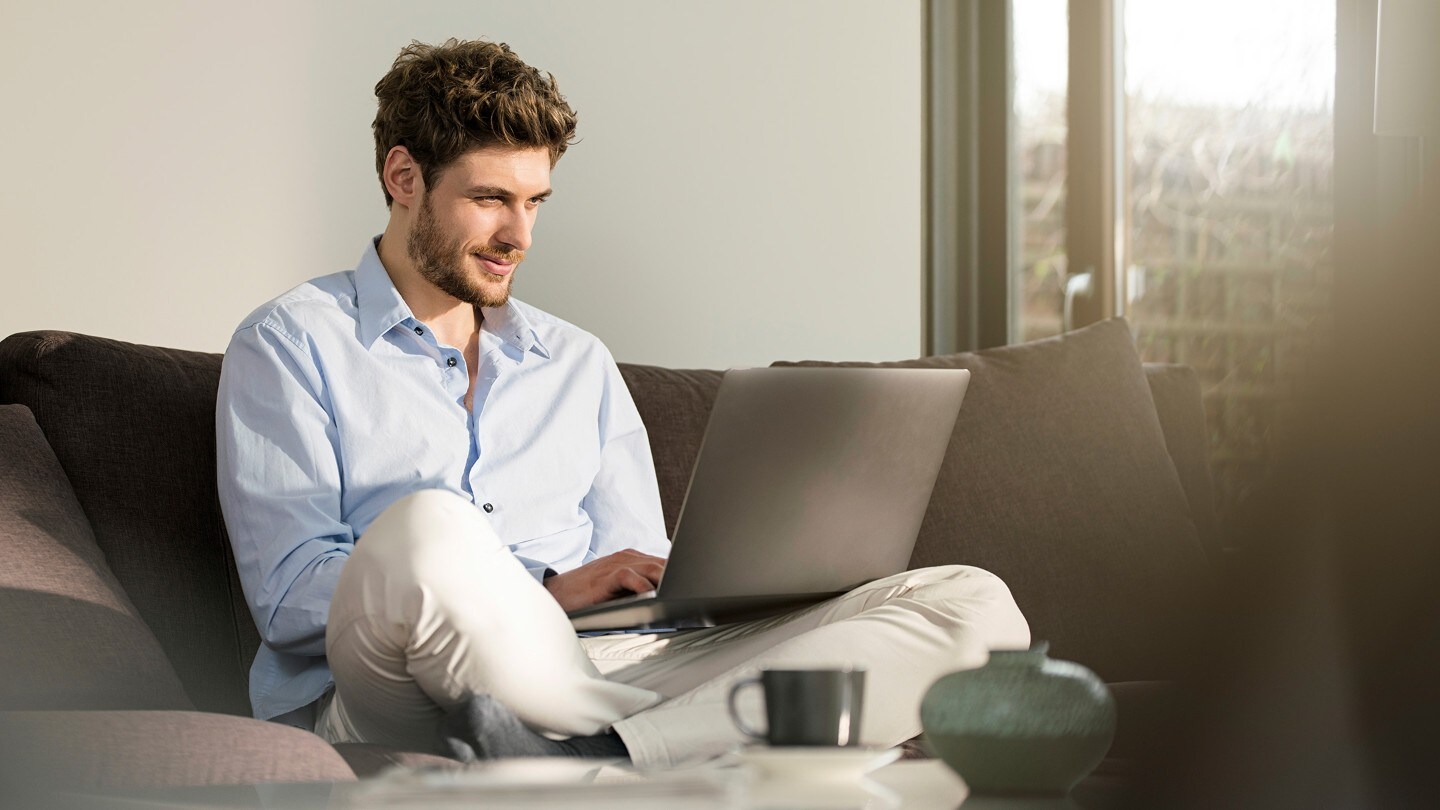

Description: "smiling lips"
476 255 515 277
473 249 521 277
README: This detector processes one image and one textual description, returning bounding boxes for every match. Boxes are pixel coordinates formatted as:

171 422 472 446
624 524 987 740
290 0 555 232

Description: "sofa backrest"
622 360 1220 565
0 328 1216 713
1142 364 1219 559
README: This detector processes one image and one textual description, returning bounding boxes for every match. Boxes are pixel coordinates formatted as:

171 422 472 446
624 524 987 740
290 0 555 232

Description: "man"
217 38 1028 767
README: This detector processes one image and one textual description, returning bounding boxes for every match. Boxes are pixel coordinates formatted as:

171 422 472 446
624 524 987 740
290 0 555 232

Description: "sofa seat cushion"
0 404 191 711
0 710 355 792
1104 680 1190 761
1071 680 1190 809
773 319 1210 682
331 743 463 778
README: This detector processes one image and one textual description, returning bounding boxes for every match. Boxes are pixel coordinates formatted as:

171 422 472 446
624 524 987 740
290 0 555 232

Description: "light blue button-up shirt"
216 238 671 721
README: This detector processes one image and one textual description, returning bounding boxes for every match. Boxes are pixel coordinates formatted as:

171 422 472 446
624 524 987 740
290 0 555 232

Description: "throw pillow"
0 404 192 710
774 318 1209 682
0 331 251 715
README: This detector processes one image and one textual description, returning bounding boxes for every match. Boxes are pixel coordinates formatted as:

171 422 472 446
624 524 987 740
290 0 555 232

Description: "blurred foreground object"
1137 188 1440 810
1374 0 1440 138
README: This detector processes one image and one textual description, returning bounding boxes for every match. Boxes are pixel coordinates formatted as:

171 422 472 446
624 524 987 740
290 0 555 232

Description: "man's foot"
439 694 630 762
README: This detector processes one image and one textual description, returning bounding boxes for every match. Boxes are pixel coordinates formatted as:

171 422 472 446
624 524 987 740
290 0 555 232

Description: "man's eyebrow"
467 185 553 199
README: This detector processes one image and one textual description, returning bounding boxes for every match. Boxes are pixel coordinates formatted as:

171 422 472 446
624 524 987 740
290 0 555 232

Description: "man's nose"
495 205 533 252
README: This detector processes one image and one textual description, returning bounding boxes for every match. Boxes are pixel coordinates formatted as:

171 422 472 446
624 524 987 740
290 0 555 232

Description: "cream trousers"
318 489 1030 768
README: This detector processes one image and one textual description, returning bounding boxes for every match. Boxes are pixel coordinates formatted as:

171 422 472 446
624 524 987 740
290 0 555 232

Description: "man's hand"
543 549 666 612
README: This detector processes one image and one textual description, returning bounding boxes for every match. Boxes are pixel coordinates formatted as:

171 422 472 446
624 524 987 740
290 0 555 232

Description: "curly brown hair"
372 38 578 207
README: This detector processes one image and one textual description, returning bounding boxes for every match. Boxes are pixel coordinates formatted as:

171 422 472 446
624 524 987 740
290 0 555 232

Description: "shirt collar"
482 300 551 361
355 236 551 360
355 237 414 349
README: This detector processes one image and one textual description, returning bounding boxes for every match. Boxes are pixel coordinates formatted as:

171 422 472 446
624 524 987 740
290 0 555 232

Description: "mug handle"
726 676 767 741
836 672 855 747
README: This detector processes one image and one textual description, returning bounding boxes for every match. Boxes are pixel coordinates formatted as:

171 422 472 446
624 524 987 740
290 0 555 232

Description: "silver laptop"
568 366 970 632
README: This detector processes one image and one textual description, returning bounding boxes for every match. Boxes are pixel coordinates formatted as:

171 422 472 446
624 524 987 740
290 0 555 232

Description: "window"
1123 0 1335 517
1014 0 1070 343
956 0 1337 525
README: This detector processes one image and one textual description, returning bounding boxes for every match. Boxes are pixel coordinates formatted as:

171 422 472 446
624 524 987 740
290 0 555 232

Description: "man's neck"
376 228 481 350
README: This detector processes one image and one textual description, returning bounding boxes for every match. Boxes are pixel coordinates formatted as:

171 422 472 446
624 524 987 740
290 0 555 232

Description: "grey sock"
439 694 630 762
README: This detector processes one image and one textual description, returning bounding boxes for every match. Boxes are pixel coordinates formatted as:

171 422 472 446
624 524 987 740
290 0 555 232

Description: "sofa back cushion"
0 404 191 711
769 319 1209 682
0 332 254 715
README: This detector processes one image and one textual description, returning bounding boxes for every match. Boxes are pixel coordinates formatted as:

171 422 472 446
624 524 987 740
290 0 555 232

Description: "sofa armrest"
0 710 355 793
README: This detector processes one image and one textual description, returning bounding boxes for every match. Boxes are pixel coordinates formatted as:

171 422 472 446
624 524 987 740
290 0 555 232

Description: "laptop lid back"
657 366 969 600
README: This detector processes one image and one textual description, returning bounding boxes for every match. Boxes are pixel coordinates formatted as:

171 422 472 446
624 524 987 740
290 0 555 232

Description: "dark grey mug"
727 667 866 747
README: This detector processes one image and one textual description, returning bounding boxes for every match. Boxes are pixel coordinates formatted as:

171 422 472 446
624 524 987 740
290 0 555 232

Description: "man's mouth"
474 254 516 277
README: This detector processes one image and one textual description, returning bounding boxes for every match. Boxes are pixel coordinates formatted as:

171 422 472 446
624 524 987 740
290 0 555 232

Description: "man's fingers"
613 559 664 586
616 568 656 596
613 549 667 565
635 561 665 586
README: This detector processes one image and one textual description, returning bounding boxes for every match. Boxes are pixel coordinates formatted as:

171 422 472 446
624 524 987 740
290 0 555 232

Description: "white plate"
730 746 903 781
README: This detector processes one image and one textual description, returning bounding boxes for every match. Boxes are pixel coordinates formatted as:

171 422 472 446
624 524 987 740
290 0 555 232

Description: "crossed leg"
318 489 1029 765
590 565 1030 767
319 489 661 752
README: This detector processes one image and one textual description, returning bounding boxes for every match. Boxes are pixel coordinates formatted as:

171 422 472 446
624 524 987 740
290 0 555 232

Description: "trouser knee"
902 564 1010 599
902 564 1030 648
356 488 501 576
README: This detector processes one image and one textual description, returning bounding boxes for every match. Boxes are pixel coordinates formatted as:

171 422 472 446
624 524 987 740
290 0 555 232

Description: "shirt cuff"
516 556 556 584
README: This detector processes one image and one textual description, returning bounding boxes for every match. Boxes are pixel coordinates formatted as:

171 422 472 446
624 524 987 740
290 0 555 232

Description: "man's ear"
382 146 422 208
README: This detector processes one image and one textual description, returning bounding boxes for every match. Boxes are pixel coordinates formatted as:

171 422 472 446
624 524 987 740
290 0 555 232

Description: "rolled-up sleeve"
581 350 672 560
217 321 353 657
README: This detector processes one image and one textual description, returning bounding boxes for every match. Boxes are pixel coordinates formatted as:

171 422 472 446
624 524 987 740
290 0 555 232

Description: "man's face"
406 146 553 308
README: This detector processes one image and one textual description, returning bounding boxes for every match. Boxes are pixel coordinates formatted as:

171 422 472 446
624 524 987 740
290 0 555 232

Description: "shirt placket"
405 320 477 496
467 348 505 516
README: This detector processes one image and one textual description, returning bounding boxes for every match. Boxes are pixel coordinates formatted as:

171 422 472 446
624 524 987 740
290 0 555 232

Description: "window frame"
927 0 1357 347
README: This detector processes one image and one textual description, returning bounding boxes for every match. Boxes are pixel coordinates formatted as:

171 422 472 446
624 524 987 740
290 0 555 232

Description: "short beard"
407 193 520 308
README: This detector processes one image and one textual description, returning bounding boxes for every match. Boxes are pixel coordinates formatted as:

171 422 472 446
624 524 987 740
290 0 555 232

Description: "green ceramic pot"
920 642 1116 796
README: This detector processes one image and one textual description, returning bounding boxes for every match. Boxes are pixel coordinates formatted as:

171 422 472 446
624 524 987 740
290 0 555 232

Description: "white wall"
0 0 922 368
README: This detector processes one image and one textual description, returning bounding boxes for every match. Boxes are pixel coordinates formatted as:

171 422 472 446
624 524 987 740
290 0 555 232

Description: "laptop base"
569 591 846 633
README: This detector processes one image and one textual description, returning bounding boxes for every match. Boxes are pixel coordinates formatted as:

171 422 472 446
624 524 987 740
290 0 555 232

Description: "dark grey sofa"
0 318 1214 798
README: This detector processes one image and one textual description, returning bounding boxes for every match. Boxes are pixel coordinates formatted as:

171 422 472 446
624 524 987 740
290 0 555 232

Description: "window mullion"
1065 0 1125 329
924 0 1014 354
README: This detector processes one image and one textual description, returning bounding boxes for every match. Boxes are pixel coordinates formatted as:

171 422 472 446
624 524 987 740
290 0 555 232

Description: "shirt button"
414 326 424 336
482 503 494 513
447 357 457 367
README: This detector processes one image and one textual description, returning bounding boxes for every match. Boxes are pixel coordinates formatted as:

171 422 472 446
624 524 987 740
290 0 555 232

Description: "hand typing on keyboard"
542 549 666 612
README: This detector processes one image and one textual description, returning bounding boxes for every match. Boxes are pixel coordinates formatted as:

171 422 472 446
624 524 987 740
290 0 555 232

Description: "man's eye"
528 197 547 206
